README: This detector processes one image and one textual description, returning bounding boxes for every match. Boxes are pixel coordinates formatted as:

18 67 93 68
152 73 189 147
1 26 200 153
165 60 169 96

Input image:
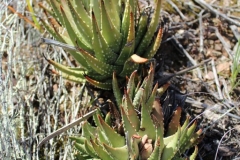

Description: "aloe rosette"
39 0 164 89
70 66 202 160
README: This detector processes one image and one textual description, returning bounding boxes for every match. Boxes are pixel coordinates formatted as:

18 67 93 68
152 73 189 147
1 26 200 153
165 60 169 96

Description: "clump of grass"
230 39 240 91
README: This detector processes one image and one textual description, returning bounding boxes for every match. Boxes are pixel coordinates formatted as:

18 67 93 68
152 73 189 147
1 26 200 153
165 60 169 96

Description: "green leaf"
46 0 63 24
102 0 121 31
189 146 198 160
98 115 125 147
112 72 123 108
135 11 148 48
143 27 164 59
66 0 92 45
138 96 156 140
136 0 162 56
148 137 161 160
120 106 137 138
119 56 139 77
85 76 112 90
82 121 96 141
91 12 118 64
60 5 92 51
72 0 91 27
100 0 122 53
77 48 121 76
84 139 99 158
124 90 140 131
115 11 135 65
90 139 114 160
103 144 129 160
127 70 137 100
161 127 181 160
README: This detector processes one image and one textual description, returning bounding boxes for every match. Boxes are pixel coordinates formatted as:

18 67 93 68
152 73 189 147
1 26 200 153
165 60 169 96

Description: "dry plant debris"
0 0 240 159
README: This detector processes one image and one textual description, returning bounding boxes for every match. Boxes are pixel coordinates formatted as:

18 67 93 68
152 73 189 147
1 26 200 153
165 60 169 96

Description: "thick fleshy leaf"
166 107 182 136
138 98 156 140
161 127 181 160
74 142 88 155
135 11 148 48
121 0 131 47
98 115 125 147
115 11 135 65
60 4 92 51
77 48 121 76
148 137 161 160
136 0 162 56
90 139 114 160
82 121 96 141
91 12 118 64
85 76 112 90
84 139 98 158
127 70 137 100
102 0 121 31
189 146 198 160
120 106 137 138
143 27 164 59
112 72 123 108
46 0 63 24
103 144 129 160
119 56 139 77
124 90 140 131
66 0 92 44
72 0 91 27
100 0 122 52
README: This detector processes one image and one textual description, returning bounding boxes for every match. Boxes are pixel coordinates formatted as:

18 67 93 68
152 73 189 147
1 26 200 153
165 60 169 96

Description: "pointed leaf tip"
131 54 148 64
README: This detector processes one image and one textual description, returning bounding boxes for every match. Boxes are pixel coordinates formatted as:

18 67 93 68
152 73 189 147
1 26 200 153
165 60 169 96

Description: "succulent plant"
70 66 202 160
39 0 164 90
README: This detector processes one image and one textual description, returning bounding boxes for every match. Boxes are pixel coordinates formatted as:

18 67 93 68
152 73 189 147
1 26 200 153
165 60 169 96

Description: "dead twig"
211 59 223 100
194 0 240 26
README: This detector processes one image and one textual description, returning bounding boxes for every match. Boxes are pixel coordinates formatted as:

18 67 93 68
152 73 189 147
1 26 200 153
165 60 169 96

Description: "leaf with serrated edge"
69 136 86 144
135 12 148 48
133 88 143 109
115 11 135 65
148 137 161 160
161 126 181 160
143 27 164 59
100 0 122 53
90 139 114 160
66 0 92 44
74 142 88 155
103 144 129 160
47 59 85 78
60 5 91 51
120 106 137 138
124 90 140 131
102 0 121 30
127 70 137 100
82 121 96 141
77 47 121 76
119 57 139 77
46 0 63 24
112 72 122 108
84 139 98 158
98 115 125 147
91 12 118 64
73 0 91 27
136 0 162 56
121 0 131 47
166 107 182 136
138 98 155 140
85 76 112 90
